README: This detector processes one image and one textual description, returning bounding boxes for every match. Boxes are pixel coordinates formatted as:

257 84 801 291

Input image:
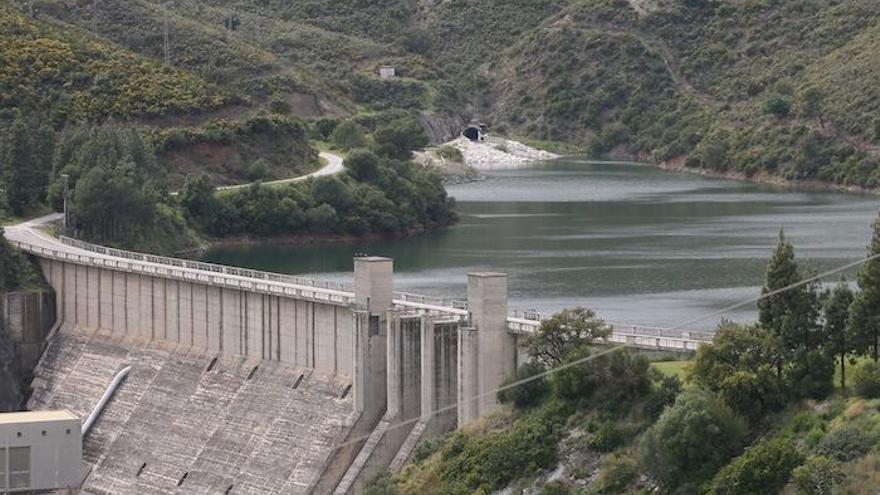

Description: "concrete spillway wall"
0 290 56 410
40 259 354 380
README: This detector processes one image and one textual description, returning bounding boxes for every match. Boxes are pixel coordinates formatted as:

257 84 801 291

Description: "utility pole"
91 0 99 32
163 2 171 66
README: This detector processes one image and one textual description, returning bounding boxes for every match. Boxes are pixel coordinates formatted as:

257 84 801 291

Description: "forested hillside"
7 0 879 187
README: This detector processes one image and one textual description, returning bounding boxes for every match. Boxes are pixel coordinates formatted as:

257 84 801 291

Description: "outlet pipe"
82 366 131 437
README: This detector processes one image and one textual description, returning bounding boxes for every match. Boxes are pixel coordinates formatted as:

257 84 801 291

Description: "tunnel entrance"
463 126 482 141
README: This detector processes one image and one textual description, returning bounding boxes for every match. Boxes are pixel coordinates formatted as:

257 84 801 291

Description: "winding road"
216 151 345 192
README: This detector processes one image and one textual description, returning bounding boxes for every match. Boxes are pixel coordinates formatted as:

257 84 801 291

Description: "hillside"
6 1 879 188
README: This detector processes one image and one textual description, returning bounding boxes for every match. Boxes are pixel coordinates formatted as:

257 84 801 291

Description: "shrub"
248 159 270 181
588 421 624 452
592 453 638 494
639 390 748 492
815 425 875 462
539 480 573 495
411 437 443 464
365 472 397 495
268 97 290 114
790 456 844 495
705 436 804 495
551 348 652 410
435 403 568 493
435 145 464 163
315 117 340 140
330 121 367 150
786 350 835 401
644 374 682 420
853 361 880 398
763 95 792 118
497 361 549 409
372 117 429 160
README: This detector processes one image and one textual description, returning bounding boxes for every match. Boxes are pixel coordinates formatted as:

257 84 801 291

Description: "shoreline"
611 151 880 197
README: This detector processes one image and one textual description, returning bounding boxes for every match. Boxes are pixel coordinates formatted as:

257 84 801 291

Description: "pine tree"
0 118 53 215
824 278 855 387
849 213 880 362
758 229 821 355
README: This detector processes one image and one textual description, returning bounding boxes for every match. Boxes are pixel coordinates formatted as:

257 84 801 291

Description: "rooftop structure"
0 409 83 493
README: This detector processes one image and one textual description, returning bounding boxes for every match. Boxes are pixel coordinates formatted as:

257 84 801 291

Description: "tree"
345 149 383 183
400 27 432 54
849 212 880 361
763 95 792 119
639 389 747 492
372 118 429 160
0 230 22 291
330 120 366 150
497 361 548 409
823 278 855 387
705 436 804 495
311 176 355 214
688 322 788 420
0 118 54 215
180 175 219 229
797 85 824 127
790 456 845 495
758 229 821 354
551 348 652 409
62 126 163 243
852 361 880 398
522 307 612 367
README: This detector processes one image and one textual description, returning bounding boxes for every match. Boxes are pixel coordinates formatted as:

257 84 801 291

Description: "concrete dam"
4 220 705 494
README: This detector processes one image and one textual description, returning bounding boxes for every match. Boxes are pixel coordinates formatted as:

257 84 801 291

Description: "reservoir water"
201 158 880 331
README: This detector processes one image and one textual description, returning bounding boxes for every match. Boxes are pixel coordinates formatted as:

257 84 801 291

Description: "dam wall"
39 259 354 380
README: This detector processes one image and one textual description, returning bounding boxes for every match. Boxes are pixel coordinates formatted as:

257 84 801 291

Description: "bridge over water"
4 216 708 493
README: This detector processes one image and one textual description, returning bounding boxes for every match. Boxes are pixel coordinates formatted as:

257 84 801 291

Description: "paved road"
216 151 345 192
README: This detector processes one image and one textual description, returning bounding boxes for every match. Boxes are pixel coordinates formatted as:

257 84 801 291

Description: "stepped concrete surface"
28 325 354 494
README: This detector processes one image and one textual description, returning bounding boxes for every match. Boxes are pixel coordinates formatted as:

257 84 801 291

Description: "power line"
329 250 880 451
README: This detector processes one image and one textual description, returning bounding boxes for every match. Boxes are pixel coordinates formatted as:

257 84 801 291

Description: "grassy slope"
0 6 228 124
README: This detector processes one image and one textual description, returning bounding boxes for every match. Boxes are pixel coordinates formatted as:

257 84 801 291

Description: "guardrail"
393 291 469 311
12 237 355 305
59 236 352 293
12 232 711 349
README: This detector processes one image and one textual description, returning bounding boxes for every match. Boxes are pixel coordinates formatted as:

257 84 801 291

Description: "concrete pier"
459 272 515 424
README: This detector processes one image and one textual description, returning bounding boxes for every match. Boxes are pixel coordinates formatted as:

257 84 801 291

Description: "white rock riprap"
446 136 559 170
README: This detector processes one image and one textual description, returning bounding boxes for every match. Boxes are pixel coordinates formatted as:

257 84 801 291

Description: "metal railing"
393 291 469 311
12 237 355 305
59 236 353 293
12 233 711 348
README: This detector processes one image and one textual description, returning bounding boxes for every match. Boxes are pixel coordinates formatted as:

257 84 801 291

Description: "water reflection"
202 159 879 330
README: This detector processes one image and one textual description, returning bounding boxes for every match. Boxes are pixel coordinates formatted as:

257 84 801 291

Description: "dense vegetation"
6 0 880 191
181 148 454 239
372 213 880 494
0 7 227 125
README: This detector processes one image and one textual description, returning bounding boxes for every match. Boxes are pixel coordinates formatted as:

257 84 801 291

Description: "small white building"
0 410 83 493
378 66 396 79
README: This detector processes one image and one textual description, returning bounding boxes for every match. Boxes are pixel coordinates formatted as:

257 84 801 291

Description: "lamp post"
61 174 70 237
